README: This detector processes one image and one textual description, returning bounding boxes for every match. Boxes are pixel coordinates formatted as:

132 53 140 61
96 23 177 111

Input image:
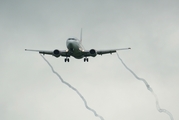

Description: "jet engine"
89 49 97 57
53 49 61 57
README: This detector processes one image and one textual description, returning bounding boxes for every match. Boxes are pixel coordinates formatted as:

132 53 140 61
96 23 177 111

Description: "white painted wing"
96 47 131 55
25 49 69 57
82 47 131 57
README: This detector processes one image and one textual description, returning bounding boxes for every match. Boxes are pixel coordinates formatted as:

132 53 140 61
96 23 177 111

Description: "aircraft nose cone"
67 40 74 49
68 41 73 47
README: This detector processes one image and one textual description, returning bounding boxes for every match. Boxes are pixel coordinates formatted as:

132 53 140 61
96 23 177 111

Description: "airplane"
25 30 131 62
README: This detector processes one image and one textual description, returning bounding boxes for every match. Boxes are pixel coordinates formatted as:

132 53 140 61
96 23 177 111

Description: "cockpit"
67 38 77 41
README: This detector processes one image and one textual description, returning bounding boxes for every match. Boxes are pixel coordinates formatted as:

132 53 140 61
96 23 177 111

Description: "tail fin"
80 28 82 43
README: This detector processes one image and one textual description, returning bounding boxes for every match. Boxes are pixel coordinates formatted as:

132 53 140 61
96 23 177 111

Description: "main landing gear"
64 58 69 62
84 57 89 62
64 57 89 62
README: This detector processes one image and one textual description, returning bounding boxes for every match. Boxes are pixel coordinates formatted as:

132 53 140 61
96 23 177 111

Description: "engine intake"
53 49 61 57
89 49 97 57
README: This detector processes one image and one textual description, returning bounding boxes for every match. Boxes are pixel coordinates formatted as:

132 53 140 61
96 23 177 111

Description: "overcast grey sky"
0 0 179 120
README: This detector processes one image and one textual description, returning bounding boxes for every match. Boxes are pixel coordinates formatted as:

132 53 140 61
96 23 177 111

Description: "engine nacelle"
53 49 61 57
89 49 97 57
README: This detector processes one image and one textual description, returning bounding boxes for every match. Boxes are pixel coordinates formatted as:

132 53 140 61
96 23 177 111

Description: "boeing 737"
25 30 131 62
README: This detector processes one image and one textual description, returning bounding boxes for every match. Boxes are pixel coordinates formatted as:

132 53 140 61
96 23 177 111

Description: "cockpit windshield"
68 38 76 40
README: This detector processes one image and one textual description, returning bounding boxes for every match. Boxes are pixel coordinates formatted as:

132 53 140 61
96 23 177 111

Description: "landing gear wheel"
65 58 70 62
84 58 89 62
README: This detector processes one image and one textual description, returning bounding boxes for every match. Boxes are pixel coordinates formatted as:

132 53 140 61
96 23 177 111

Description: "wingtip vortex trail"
116 52 174 120
40 54 105 120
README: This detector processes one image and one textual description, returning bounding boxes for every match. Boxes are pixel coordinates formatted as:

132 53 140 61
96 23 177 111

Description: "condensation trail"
116 52 174 120
40 55 104 120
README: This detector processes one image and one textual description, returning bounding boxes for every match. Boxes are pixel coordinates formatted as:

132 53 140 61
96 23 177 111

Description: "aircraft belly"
68 42 83 59
71 50 83 59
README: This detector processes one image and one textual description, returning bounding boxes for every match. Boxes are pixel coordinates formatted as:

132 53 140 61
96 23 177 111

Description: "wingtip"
25 49 29 51
128 47 131 49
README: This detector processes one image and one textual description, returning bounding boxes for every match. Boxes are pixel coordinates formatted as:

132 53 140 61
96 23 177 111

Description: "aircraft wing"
82 47 131 57
25 49 69 57
96 48 131 55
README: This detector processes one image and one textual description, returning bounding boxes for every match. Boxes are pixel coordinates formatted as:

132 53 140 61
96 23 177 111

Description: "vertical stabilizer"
80 28 82 43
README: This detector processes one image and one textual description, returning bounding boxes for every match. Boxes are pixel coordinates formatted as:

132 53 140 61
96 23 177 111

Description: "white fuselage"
66 38 84 59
